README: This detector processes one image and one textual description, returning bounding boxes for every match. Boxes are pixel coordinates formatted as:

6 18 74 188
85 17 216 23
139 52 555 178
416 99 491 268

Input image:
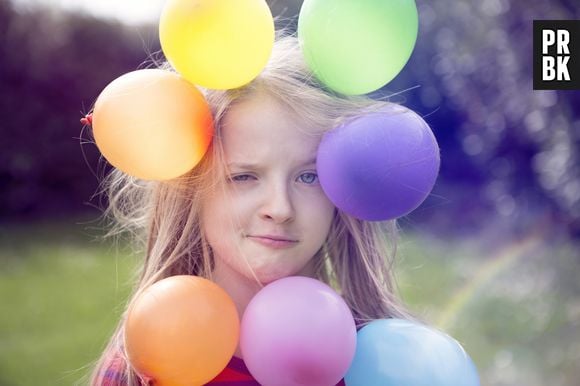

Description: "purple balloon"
317 107 440 221
240 277 357 386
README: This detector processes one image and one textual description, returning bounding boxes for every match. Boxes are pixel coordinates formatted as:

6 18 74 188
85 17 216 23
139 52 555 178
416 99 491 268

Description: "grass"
396 232 580 386
0 219 578 385
0 219 137 385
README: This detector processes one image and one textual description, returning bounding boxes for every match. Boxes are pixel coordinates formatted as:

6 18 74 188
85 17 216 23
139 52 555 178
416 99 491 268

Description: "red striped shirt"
100 353 346 385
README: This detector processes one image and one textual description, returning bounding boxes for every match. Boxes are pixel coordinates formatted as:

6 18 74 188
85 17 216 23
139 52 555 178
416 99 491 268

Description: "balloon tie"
80 113 93 126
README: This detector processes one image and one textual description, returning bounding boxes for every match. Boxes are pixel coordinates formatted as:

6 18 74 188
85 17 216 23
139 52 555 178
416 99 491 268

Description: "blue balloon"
316 106 440 221
345 319 480 386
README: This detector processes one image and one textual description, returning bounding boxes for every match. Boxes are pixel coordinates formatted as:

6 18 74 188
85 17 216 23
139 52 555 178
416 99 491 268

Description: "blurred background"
0 0 578 385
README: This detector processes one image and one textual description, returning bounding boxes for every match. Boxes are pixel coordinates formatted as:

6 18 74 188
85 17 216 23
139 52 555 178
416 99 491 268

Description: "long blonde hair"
89 32 411 386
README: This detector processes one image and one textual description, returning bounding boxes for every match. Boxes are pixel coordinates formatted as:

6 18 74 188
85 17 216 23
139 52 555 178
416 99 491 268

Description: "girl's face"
201 92 335 284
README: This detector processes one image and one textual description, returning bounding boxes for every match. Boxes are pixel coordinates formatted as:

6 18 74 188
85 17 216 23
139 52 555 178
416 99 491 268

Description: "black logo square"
533 20 580 90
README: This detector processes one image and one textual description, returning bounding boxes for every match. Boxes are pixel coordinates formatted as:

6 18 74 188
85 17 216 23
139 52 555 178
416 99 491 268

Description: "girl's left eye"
298 172 319 184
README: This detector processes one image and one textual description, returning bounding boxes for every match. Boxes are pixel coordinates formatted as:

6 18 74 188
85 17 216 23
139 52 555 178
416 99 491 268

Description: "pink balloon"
240 277 356 386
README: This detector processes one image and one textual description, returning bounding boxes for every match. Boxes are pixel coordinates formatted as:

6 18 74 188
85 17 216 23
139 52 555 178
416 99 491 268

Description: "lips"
251 234 298 242
247 234 299 249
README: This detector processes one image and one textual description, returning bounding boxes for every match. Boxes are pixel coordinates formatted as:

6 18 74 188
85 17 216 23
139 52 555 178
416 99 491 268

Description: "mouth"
251 234 298 242
247 235 299 249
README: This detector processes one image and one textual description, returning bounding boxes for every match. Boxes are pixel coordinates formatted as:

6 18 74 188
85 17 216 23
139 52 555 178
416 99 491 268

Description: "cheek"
302 195 336 242
201 194 231 246
201 191 248 250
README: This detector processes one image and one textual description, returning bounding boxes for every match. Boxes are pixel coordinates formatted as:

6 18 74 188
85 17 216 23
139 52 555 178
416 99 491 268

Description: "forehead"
221 93 321 165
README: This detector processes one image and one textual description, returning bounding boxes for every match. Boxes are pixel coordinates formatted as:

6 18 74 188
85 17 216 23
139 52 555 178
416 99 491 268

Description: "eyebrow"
227 157 317 169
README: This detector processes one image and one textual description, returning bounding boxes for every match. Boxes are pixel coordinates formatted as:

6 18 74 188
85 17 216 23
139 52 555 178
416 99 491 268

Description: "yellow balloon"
92 69 214 180
159 0 275 89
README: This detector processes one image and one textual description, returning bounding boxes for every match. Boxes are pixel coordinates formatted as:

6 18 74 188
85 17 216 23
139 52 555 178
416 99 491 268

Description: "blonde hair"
89 32 411 386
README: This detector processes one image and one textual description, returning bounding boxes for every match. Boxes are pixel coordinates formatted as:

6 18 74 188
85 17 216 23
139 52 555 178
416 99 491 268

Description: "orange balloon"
125 276 239 386
92 69 214 180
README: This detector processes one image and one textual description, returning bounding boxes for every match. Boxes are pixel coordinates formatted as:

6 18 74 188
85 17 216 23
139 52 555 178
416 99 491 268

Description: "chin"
252 266 298 285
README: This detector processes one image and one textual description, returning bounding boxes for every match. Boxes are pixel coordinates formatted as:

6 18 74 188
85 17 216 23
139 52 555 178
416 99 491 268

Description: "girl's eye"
229 174 255 183
298 172 319 185
229 173 318 184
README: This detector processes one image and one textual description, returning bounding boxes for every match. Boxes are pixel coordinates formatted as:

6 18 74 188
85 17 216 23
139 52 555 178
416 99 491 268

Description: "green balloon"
298 0 418 95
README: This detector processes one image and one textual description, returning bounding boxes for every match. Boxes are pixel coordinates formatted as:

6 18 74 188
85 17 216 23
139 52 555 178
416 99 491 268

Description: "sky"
11 0 166 25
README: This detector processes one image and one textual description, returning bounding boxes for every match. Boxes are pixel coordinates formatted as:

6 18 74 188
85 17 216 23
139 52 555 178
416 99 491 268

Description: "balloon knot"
80 113 93 126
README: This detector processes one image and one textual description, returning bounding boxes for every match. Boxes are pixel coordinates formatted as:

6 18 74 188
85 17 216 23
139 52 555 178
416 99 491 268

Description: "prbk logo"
533 20 580 90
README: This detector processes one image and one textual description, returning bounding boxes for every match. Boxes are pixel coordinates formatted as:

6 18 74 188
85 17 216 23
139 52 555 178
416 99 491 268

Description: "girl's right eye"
229 174 255 183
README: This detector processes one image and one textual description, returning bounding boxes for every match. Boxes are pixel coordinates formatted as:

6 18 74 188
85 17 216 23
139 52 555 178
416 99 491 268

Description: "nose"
259 180 295 224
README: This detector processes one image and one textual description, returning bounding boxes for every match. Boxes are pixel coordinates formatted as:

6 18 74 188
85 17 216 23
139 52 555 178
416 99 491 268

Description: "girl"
90 33 411 386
